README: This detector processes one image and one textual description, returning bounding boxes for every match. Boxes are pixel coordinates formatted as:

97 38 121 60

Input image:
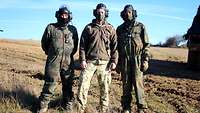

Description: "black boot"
36 101 48 113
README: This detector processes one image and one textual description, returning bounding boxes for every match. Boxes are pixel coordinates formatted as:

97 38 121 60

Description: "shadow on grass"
0 86 66 113
0 86 38 113
146 59 200 80
30 72 45 80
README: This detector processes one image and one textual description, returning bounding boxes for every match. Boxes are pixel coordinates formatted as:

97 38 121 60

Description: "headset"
93 3 109 18
55 6 72 21
120 5 137 19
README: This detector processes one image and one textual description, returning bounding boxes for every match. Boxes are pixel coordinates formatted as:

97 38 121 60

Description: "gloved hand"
141 60 149 72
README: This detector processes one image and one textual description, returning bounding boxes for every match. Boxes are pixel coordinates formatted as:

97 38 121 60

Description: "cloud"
140 12 190 22
132 3 192 22
0 0 193 22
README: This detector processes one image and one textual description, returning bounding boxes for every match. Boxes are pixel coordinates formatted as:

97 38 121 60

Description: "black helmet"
93 3 109 18
55 5 72 21
96 3 107 9
120 4 137 21
124 5 134 11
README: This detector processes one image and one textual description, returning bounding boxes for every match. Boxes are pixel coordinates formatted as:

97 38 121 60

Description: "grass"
0 39 199 113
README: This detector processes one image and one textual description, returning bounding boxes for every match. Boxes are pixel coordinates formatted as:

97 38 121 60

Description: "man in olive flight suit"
77 3 118 113
116 5 150 113
37 5 78 113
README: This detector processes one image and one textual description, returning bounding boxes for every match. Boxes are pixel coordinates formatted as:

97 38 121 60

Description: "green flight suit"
39 23 78 108
117 21 150 111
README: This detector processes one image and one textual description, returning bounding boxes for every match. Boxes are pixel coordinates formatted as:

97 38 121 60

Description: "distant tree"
163 35 184 47
152 41 163 47
164 37 177 47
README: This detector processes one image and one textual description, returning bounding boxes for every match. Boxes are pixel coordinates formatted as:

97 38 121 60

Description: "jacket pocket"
132 32 143 55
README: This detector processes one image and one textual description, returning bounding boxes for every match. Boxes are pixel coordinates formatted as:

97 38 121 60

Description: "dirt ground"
0 39 199 113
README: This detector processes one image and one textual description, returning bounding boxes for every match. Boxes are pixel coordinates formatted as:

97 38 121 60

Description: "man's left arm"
70 26 79 70
72 26 79 56
109 27 118 69
141 25 150 72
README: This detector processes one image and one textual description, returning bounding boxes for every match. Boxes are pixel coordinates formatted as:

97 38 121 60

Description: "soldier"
116 5 150 113
77 3 118 113
37 5 78 113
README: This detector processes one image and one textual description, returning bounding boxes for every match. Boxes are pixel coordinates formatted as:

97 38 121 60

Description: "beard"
96 14 105 21
123 15 134 22
57 18 69 25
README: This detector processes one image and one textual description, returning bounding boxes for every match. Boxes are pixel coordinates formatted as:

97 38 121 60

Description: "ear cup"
105 9 109 18
68 12 72 21
133 10 137 18
55 11 59 18
93 9 97 17
120 10 125 19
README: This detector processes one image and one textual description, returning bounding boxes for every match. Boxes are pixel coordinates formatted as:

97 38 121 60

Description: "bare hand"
109 63 116 71
80 61 87 69
141 61 149 72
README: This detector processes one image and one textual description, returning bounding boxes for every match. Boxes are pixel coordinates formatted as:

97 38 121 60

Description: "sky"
0 0 199 44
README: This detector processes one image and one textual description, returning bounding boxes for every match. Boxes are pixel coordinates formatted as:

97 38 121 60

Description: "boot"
36 101 48 113
71 101 84 113
138 104 148 113
138 109 147 113
138 103 148 109
122 109 130 113
62 96 76 112
100 108 109 113
62 101 74 112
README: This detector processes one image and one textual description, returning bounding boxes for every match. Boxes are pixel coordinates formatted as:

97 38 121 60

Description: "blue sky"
0 0 199 44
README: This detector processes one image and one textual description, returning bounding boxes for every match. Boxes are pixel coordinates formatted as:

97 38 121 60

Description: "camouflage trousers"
38 67 74 108
121 67 147 111
77 60 111 112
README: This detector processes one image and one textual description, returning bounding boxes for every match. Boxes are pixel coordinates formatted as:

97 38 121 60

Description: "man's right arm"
79 26 88 69
116 26 122 73
141 24 150 72
41 25 51 55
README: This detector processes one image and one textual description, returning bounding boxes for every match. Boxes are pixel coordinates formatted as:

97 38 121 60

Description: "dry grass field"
0 39 199 113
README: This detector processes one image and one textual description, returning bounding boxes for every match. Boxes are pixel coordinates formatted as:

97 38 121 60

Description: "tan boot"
138 109 148 113
100 107 109 113
72 101 84 113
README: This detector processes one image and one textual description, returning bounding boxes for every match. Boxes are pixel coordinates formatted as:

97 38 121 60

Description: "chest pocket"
131 27 143 55
101 28 111 50
51 30 64 55
63 29 74 55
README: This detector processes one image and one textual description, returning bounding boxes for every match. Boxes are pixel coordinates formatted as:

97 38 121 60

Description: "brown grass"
0 39 199 113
